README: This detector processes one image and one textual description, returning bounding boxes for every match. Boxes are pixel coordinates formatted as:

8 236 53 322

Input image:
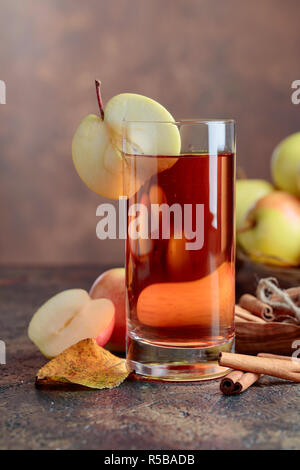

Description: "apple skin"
238 191 300 266
271 132 300 196
236 179 273 231
95 315 115 348
90 268 126 352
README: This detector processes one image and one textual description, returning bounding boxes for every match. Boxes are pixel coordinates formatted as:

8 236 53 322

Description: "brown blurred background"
0 0 299 265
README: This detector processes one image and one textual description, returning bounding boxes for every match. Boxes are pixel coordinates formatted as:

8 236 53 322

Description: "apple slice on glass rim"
72 81 181 200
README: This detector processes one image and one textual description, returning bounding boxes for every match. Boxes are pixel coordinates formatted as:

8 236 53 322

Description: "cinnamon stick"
271 287 300 306
234 315 248 323
235 305 266 324
239 294 275 321
220 370 261 395
258 352 300 362
256 278 300 323
219 352 300 382
220 352 300 396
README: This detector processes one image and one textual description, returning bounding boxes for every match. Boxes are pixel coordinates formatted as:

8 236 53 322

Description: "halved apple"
28 289 115 358
72 82 181 199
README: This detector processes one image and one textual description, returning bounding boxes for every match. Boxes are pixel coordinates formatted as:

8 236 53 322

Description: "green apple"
236 179 273 231
271 132 300 196
72 81 181 199
238 191 300 266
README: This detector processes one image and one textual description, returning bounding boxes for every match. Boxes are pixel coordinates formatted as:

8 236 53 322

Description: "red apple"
90 268 126 352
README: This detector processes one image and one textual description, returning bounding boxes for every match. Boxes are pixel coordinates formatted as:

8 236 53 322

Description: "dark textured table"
0 266 299 450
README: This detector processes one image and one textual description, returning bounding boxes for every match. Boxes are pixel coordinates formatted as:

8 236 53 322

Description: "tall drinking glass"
122 119 235 381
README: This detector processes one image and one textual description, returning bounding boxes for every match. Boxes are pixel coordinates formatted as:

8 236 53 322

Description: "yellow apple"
237 191 300 266
271 132 300 196
236 179 273 231
72 82 181 199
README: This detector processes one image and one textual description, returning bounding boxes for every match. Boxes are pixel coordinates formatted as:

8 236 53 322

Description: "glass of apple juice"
122 119 236 381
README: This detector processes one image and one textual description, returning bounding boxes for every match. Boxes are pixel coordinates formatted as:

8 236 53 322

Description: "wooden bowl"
235 248 300 355
235 321 300 355
236 248 300 298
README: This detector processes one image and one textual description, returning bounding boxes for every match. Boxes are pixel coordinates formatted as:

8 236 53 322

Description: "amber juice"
125 152 235 351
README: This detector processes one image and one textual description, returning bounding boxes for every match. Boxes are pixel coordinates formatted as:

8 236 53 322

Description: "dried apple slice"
28 289 115 358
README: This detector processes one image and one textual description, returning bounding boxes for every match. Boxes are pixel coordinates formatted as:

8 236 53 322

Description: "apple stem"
95 80 105 121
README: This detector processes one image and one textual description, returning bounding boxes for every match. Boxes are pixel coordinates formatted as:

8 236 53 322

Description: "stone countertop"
0 266 299 450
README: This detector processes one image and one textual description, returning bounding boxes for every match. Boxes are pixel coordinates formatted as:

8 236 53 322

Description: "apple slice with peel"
72 82 181 199
28 289 115 358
